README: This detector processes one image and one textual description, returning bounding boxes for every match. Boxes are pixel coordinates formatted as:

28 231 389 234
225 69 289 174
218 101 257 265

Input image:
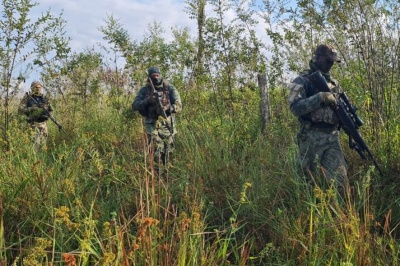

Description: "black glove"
166 105 178 116
146 95 157 104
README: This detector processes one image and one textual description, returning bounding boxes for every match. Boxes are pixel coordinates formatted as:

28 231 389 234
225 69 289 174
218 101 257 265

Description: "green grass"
0 90 399 265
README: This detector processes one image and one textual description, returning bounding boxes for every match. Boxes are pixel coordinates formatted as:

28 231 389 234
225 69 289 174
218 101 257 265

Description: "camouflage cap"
148 66 160 76
314 44 341 63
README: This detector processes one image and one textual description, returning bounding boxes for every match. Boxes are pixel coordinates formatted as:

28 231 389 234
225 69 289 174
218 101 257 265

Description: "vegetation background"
0 0 399 265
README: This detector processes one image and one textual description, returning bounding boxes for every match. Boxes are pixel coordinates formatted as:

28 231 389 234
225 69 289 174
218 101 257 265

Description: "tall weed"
0 89 398 265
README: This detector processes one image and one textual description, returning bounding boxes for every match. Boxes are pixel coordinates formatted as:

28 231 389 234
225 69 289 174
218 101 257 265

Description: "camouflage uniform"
19 81 53 150
288 45 348 190
133 67 182 170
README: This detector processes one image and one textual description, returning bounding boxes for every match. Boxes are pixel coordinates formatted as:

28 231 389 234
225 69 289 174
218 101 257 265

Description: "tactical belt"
308 122 337 133
299 117 337 133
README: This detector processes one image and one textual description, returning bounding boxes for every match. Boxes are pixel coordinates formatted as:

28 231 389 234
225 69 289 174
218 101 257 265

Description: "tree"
0 0 70 150
63 49 103 101
185 0 207 83
197 0 266 119
100 16 197 94
99 16 167 89
99 15 134 87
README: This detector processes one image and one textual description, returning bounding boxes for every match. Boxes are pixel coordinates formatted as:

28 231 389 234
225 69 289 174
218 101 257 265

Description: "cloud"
34 0 197 52
19 0 270 89
13 0 197 89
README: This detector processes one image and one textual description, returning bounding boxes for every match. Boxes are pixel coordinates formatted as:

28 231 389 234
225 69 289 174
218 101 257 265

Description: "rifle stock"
309 71 383 176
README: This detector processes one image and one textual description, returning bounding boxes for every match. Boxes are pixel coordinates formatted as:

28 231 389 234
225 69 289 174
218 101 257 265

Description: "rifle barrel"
309 71 383 176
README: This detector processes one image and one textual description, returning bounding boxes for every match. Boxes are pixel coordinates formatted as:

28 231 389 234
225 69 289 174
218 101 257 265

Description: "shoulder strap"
145 83 153 96
162 81 169 91
299 73 319 97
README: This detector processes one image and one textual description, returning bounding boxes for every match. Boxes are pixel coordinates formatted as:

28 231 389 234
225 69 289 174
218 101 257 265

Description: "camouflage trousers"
145 120 175 167
30 121 48 150
296 127 348 190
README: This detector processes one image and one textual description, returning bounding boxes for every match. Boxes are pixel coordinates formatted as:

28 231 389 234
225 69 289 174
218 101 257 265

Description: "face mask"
315 56 334 73
151 77 162 86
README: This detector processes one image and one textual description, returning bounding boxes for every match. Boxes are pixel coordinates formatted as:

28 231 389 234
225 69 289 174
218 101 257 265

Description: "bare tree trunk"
186 0 207 88
258 72 270 134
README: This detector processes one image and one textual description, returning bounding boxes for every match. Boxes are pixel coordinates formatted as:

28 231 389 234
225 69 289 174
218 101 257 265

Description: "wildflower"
157 243 168 251
62 253 77 266
101 252 116 265
23 238 52 266
63 179 76 195
132 242 140 251
136 217 159 241
102 221 112 239
240 182 252 203
54 206 79 230
143 217 159 226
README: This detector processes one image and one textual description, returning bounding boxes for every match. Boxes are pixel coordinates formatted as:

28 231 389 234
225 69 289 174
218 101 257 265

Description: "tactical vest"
140 82 171 118
153 83 171 110
26 94 50 122
300 74 340 125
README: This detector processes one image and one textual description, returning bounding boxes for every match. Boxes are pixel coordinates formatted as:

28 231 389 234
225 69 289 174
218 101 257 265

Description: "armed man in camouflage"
19 81 53 150
288 44 348 195
133 67 182 173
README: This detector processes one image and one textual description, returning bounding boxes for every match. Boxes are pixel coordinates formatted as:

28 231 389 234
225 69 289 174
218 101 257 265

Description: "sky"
15 0 269 91
33 0 199 52
32 0 270 53
12 0 199 91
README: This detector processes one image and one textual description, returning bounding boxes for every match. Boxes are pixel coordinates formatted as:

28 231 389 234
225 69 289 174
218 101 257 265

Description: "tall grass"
0 88 399 265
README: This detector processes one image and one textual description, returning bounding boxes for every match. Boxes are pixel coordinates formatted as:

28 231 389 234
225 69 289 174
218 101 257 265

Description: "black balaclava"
313 44 341 74
148 66 163 86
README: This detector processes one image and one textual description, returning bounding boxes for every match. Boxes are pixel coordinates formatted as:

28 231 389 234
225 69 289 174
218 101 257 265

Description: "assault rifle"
148 78 168 119
309 71 383 176
27 93 66 134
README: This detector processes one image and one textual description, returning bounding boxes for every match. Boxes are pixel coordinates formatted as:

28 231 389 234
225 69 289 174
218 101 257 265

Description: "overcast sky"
17 0 268 90
13 0 199 90
34 0 199 52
